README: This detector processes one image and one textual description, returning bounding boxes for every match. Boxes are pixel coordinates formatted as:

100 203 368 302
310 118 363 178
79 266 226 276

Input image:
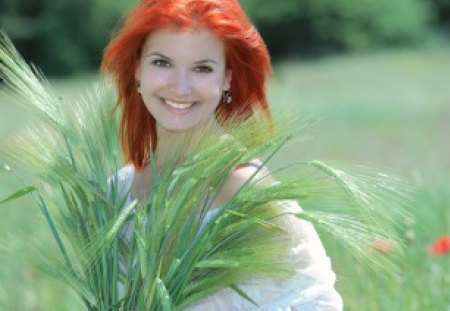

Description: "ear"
223 69 232 91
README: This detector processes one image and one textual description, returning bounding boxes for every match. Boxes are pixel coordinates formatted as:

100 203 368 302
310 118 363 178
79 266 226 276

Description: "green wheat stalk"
0 31 410 310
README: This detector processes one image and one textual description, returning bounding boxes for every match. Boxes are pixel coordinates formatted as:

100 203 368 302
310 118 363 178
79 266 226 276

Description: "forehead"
141 27 226 61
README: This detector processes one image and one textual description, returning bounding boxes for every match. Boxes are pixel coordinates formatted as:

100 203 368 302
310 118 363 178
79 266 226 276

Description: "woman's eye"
152 59 171 68
194 65 213 73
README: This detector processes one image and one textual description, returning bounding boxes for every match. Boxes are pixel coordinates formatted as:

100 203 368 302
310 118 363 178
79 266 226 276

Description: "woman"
101 0 343 309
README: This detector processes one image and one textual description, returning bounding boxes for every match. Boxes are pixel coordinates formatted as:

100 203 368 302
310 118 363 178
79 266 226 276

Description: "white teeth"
164 99 195 109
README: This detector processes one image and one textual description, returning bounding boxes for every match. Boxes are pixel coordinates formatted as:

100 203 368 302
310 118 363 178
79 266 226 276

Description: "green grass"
269 46 450 174
268 46 450 310
1 45 449 310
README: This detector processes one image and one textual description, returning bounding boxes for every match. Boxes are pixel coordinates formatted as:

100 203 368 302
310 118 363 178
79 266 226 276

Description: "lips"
161 98 197 111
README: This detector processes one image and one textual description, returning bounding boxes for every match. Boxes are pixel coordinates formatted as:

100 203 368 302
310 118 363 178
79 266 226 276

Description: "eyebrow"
146 52 219 65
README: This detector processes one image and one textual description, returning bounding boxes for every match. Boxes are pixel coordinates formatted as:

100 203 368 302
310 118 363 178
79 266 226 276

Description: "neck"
154 119 224 173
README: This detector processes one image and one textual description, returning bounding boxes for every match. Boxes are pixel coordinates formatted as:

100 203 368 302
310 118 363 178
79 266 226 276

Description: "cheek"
141 68 170 91
196 76 226 98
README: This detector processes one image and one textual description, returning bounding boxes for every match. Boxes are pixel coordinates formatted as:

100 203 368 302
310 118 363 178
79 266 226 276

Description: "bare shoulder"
230 160 272 189
210 159 272 209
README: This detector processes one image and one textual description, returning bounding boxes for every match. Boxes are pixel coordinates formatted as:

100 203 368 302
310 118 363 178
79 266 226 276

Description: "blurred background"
0 0 449 310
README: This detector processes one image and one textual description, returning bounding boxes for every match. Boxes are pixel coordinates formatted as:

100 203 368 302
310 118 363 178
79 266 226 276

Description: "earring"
223 90 232 104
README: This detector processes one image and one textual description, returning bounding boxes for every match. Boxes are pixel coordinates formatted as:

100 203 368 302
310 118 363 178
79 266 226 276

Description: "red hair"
101 0 272 170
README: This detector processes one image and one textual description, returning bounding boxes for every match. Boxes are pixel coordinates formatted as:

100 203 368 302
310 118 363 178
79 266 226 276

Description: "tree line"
1 0 449 76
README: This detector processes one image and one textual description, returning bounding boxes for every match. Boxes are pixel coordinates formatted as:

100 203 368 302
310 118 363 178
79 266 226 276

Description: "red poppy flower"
429 235 450 255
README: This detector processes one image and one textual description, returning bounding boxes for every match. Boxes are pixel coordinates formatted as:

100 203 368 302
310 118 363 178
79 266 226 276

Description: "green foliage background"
1 0 449 75
0 0 134 75
241 0 433 54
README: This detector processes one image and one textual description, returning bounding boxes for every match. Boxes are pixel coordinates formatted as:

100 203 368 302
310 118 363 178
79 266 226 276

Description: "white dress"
113 165 343 311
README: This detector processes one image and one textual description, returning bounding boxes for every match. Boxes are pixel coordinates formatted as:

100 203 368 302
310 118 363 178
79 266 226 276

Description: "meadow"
0 45 449 310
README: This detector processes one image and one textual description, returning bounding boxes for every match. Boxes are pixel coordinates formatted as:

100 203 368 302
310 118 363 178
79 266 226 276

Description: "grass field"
268 46 450 310
1 45 449 310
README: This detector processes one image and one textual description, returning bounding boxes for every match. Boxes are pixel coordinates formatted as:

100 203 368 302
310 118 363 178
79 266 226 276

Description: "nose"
170 70 192 96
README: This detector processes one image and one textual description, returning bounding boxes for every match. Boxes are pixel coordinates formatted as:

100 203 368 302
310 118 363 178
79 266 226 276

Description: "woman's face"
135 27 232 133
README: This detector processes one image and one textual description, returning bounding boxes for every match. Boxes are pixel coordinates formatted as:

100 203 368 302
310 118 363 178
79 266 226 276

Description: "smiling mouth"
162 98 197 110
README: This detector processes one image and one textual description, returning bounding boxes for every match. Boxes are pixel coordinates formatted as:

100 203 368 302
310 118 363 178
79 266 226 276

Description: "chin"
158 116 216 133
165 126 192 133
158 122 199 133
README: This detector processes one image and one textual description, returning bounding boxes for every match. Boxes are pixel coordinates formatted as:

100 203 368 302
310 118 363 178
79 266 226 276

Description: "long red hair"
101 0 272 170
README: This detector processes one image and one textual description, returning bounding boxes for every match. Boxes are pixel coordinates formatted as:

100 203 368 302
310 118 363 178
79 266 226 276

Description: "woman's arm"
200 162 343 310
257 199 343 310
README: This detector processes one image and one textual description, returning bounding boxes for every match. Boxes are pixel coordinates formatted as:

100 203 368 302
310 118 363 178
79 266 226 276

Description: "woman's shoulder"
211 159 271 209
233 158 274 186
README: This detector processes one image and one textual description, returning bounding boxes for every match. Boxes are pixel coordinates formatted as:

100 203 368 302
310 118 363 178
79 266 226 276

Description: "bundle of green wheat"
0 32 410 310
